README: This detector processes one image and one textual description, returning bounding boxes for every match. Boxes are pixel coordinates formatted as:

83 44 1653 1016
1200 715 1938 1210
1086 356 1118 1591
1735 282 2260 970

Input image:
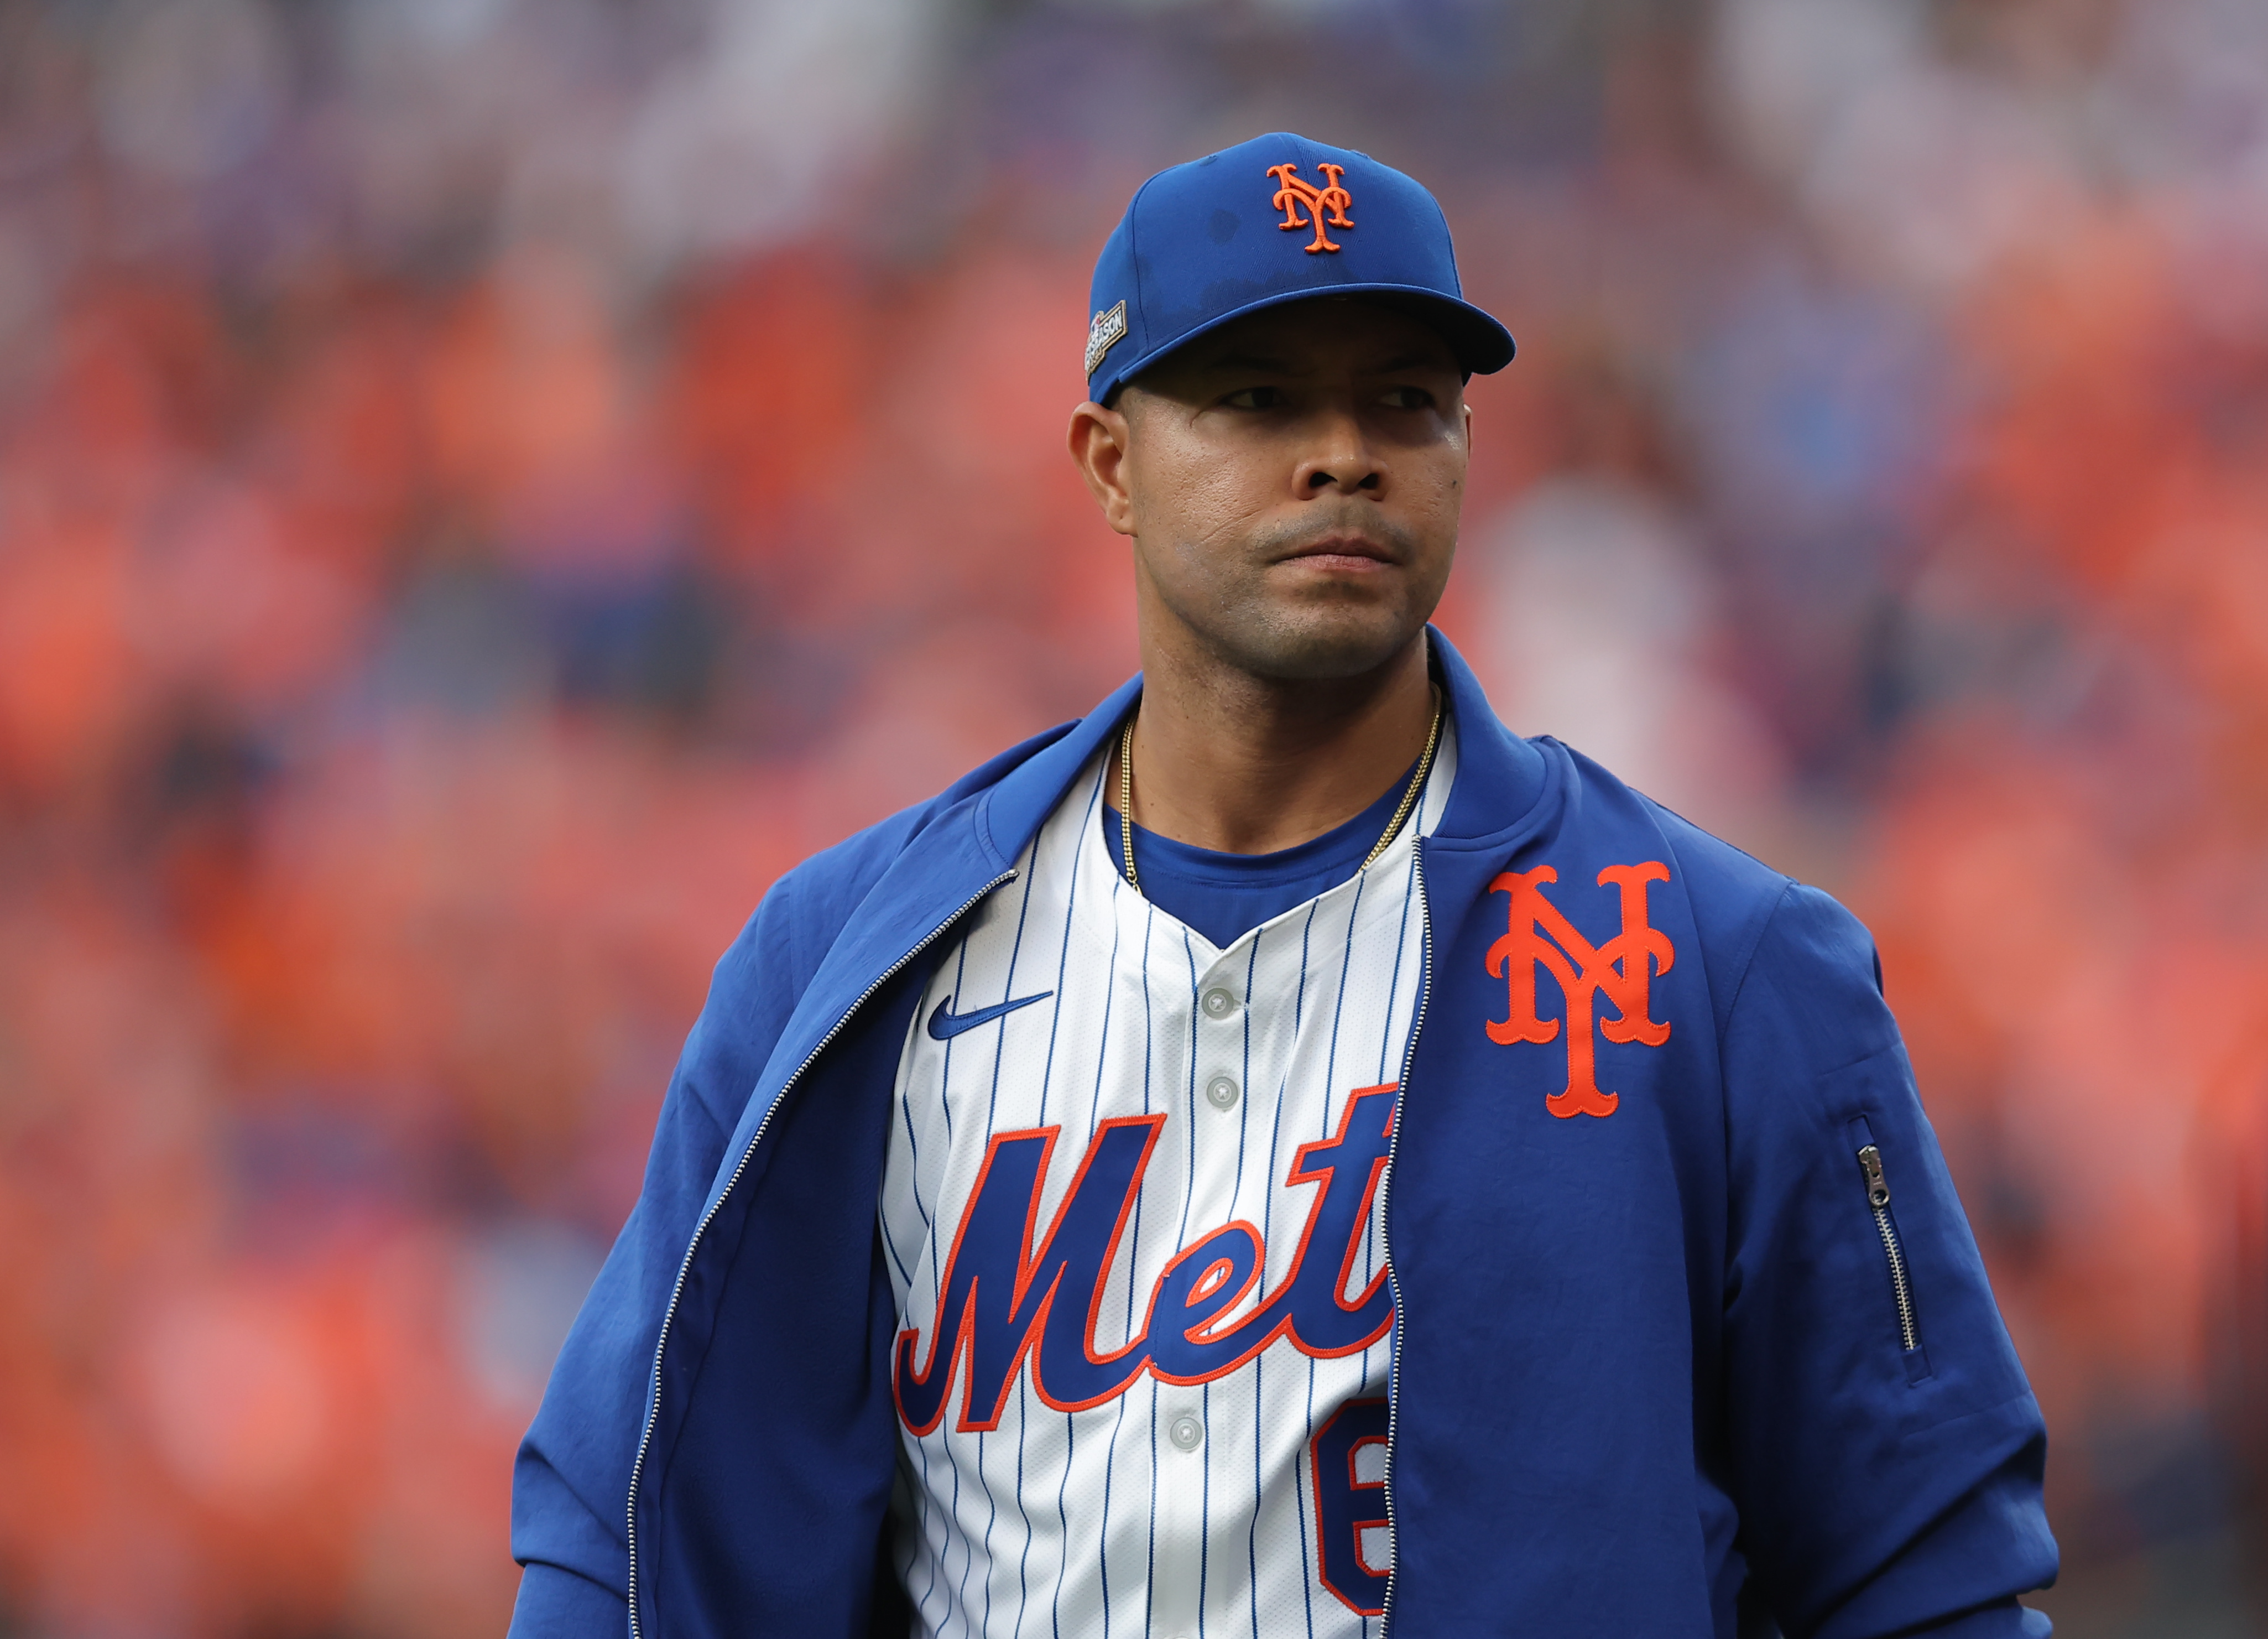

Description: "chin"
1232 607 1425 683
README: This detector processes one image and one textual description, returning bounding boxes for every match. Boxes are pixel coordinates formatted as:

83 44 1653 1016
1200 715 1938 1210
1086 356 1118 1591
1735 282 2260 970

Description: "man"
510 133 2057 1637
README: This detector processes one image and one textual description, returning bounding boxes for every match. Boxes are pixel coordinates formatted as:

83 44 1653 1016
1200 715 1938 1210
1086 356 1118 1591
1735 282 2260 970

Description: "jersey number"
1310 1396 1390 1616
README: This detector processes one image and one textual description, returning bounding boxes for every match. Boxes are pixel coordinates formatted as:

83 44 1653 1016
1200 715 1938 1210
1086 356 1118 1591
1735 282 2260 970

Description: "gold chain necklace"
1115 687 1445 891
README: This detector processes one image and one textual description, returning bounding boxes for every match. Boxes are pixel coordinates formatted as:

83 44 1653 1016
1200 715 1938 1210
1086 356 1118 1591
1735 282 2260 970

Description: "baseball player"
509 133 2057 1637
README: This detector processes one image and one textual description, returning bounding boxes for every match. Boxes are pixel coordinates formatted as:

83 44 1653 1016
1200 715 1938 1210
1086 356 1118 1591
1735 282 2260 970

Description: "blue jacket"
510 632 2056 1638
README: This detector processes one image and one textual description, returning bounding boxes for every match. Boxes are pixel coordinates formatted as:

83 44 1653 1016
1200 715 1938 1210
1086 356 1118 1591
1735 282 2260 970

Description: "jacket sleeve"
1718 883 2057 1639
505 871 823 1637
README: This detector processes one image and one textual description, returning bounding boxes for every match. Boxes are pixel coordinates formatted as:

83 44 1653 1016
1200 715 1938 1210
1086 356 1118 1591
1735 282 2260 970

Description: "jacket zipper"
624 869 1016 1639
1855 1144 1919 1353
1376 838 1434 1636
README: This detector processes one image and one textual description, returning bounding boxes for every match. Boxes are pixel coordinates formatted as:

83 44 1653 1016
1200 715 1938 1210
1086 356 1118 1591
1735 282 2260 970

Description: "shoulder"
676 717 1085 1132
1539 741 1810 1040
1614 766 1889 1068
734 716 1086 986
1723 877 1899 1074
1545 744 1902 1099
1541 743 1888 1057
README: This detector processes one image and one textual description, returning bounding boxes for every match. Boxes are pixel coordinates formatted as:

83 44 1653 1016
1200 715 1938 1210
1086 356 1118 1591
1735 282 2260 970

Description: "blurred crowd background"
2 0 2264 1633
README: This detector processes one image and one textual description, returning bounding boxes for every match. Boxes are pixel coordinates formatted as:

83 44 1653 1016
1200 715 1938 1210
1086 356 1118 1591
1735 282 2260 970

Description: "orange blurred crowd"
1 0 2264 1633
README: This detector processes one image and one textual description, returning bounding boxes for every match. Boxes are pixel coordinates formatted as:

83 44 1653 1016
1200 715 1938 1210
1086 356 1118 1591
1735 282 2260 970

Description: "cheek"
1132 445 1273 547
1414 452 1469 517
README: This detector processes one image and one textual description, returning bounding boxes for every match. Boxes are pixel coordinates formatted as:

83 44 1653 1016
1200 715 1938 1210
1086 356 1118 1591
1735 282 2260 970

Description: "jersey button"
1167 1413 1204 1451
1200 987 1238 1019
1205 1075 1239 1111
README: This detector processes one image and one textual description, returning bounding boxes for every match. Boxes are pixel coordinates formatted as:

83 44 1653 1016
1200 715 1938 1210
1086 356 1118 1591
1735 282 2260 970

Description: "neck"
1115 628 1437 856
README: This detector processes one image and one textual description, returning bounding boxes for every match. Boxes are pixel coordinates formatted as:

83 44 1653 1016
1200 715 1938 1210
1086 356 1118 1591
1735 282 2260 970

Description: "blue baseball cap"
1083 131 1515 404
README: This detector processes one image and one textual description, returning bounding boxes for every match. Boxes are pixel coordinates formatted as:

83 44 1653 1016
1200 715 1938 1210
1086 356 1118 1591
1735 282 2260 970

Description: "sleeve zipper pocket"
1855 1142 1931 1380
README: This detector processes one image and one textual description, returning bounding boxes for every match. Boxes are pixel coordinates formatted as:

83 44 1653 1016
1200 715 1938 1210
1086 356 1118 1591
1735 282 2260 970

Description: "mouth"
1275 533 1401 573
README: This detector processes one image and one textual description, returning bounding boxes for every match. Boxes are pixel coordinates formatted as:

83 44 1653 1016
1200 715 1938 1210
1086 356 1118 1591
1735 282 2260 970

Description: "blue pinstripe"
1015 1376 1034 1639
1139 908 1159 1639
939 934 974 1637
1198 1377 1213 1637
931 937 972 1301
948 1442 972 1638
1249 1352 1267 1639
1323 870 1365 1119
1145 1378 1159 1637
1129 902 1155 1341
986 833 1043 1131
1039 769 1106 1128
976 1426 999 1639
1300 1360 1319 1639
1051 1404 1073 1639
1242 932 1266 1639
1379 851 1418 1085
1291 899 1322 1639
1079 849 1123 1639
992 840 1051 1635
1101 1390 1129 1639
880 1193 916 1288
913 1436 946 1626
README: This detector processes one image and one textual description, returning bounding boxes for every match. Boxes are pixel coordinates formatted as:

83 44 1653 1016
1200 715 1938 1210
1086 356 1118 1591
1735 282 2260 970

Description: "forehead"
1152 298 1462 380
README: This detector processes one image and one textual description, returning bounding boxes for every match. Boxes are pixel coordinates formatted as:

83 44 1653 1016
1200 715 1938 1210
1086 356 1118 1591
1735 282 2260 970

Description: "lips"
1278 533 1399 568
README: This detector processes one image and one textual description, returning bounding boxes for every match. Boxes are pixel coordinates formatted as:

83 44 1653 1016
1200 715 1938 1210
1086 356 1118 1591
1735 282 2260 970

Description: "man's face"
1077 299 1471 682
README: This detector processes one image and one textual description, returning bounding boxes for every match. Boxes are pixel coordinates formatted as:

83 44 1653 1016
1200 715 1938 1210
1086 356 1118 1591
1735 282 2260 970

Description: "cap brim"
1095 282 1514 402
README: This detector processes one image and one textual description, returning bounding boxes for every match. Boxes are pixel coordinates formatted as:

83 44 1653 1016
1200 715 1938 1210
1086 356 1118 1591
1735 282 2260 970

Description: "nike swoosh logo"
927 991 1054 1040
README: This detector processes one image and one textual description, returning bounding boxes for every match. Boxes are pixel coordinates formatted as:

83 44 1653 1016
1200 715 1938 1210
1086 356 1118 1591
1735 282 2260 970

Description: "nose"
1292 403 1383 497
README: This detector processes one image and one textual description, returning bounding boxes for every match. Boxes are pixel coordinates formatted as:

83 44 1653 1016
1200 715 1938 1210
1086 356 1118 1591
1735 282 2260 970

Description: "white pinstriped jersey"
880 720 1458 1638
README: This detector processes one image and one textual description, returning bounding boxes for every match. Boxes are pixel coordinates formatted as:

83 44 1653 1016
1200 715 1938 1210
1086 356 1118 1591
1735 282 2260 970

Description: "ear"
1067 399 1136 537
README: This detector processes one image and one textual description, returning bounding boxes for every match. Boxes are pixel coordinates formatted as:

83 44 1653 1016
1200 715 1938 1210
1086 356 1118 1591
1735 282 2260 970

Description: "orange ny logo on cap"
1266 163 1354 253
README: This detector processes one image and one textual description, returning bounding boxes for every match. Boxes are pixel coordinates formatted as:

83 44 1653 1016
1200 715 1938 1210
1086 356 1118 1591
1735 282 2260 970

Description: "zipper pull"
1857 1144 1890 1209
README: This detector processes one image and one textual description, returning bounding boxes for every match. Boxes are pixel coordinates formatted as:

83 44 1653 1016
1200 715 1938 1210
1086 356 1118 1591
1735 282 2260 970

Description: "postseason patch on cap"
1084 300 1127 378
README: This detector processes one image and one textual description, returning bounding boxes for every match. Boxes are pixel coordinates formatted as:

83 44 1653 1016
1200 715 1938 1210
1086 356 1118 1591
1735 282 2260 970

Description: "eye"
1222 386 1287 410
1379 386 1435 410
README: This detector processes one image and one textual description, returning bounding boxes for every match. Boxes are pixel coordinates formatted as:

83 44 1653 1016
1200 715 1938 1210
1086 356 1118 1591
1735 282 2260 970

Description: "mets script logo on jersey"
1268 162 1354 253
1486 862 1674 1120
895 1084 1396 1434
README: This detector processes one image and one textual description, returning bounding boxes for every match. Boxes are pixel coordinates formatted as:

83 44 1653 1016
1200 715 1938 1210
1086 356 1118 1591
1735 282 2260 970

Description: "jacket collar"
973 626 1549 868
1427 626 1555 847
975 671 1143 870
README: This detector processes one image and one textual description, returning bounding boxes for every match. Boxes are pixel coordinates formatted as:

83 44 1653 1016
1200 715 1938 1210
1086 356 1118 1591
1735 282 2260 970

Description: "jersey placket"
1144 948 1258 1638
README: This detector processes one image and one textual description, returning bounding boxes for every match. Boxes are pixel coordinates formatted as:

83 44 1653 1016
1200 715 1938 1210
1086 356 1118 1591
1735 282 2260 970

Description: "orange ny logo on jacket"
1485 862 1674 1119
